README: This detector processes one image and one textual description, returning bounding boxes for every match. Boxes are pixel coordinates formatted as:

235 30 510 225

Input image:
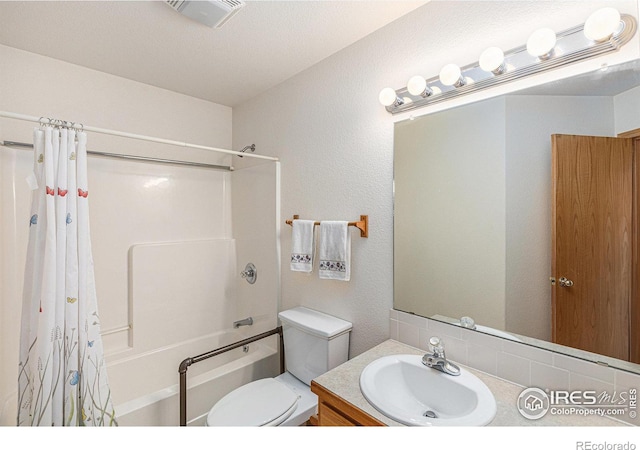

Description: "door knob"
559 277 574 287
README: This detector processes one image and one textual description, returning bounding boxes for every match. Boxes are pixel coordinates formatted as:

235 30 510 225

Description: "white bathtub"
108 330 280 426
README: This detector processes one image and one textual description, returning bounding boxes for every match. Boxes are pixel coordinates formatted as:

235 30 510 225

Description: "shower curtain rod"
2 140 233 171
0 110 279 162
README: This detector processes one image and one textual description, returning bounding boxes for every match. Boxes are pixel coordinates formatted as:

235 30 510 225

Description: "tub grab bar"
178 326 284 426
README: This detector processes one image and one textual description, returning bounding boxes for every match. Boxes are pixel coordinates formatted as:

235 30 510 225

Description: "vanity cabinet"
310 380 385 426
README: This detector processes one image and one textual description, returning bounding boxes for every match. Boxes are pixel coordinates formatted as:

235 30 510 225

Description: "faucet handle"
429 336 445 357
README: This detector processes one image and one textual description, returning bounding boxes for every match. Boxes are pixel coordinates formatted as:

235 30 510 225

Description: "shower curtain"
17 126 117 426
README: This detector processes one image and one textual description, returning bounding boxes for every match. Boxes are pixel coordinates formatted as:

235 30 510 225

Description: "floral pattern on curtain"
17 127 117 426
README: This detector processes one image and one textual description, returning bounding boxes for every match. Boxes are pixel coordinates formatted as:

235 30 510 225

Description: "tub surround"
312 339 626 426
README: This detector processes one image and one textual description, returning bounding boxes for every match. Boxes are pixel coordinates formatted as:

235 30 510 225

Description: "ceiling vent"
165 1 245 28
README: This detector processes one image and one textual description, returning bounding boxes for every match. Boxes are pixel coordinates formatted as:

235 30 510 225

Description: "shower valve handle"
240 263 257 284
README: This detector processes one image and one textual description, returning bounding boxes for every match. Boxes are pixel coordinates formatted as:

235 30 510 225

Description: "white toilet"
205 306 352 426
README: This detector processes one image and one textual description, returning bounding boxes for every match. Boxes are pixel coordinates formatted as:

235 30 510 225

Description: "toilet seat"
206 378 300 426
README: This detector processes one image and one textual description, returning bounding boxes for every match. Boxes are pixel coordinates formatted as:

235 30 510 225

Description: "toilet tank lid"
278 307 352 339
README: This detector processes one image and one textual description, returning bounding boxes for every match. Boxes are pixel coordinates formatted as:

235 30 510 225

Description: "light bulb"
527 28 557 59
407 75 429 96
479 47 506 74
584 7 621 42
379 87 401 107
439 63 465 87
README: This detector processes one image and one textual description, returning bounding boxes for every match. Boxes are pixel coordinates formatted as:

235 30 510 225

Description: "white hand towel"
290 219 315 272
319 221 350 281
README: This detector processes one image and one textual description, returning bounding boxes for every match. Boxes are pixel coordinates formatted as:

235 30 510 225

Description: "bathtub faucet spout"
233 317 253 328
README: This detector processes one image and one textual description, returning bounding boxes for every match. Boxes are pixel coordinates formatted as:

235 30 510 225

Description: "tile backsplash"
390 309 640 426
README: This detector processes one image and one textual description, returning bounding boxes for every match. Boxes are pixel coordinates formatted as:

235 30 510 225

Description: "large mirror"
394 58 640 374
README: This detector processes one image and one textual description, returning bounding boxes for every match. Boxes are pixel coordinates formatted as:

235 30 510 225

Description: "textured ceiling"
0 1 427 107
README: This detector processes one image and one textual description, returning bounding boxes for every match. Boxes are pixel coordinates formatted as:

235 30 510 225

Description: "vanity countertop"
312 339 626 427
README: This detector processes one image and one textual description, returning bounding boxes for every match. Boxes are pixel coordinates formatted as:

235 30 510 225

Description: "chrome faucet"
422 336 461 376
233 317 253 328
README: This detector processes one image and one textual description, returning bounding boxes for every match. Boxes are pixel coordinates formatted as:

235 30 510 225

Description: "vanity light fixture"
526 28 557 59
379 7 636 114
406 75 442 98
407 75 432 97
378 87 404 107
439 63 466 87
479 47 506 75
584 7 621 42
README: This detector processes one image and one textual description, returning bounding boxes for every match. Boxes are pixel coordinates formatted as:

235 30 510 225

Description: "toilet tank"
278 307 352 386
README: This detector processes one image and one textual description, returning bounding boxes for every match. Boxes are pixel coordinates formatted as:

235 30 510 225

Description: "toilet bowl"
206 372 317 426
205 307 352 426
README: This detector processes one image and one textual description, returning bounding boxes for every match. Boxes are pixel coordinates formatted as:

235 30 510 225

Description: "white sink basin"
359 354 497 426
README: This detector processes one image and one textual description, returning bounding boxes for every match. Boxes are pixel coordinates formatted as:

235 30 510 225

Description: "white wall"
615 84 640 134
0 44 233 424
232 0 640 357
